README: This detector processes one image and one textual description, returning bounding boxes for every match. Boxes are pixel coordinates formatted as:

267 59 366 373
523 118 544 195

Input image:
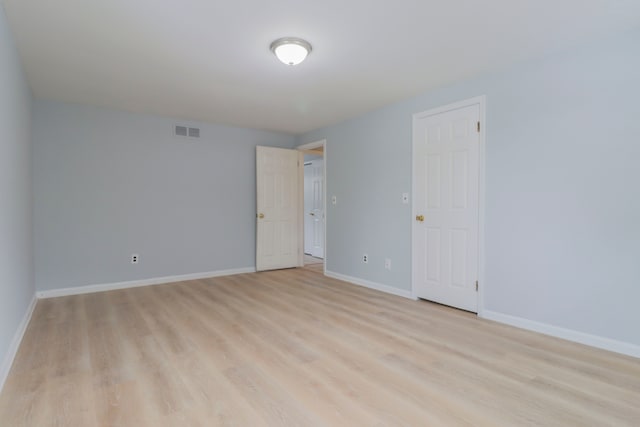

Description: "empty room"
1 0 639 425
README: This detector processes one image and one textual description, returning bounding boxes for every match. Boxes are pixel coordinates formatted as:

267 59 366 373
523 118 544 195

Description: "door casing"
297 140 327 275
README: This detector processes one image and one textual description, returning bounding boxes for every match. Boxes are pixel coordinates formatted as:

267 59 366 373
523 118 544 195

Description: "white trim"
297 139 327 276
36 267 256 299
411 95 486 314
412 96 486 119
296 139 326 151
477 97 487 317
326 270 415 300
0 294 37 392
297 149 305 267
481 310 640 359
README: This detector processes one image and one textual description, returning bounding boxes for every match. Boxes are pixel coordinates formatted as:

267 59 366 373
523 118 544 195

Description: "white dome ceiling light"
270 37 312 66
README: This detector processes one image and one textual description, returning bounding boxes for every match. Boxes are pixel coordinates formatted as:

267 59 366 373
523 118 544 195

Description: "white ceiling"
3 0 640 134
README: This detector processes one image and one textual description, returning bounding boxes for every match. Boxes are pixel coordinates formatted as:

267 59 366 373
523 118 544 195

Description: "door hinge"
475 280 478 291
477 121 480 133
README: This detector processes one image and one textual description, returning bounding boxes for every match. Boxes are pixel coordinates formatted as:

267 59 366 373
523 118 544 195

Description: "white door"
304 162 314 255
413 103 480 312
308 159 324 258
256 146 302 271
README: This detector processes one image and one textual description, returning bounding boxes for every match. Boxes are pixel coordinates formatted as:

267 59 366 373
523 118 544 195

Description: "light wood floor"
1 267 639 426
304 254 323 265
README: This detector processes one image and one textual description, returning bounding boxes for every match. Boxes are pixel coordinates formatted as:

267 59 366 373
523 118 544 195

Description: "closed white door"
413 103 480 312
256 146 302 271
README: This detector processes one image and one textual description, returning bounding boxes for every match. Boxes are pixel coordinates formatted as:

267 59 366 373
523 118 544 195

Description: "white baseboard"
0 294 37 392
481 310 640 359
325 270 415 300
36 267 256 299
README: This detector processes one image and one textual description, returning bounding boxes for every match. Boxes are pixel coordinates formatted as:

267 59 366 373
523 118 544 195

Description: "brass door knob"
258 213 264 219
416 214 425 222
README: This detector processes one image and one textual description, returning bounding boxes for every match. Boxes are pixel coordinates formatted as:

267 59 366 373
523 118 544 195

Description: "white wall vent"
175 125 188 137
174 125 200 139
188 127 200 138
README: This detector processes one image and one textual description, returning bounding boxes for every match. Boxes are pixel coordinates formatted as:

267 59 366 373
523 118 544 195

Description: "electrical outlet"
131 254 139 264
362 254 368 264
385 258 391 270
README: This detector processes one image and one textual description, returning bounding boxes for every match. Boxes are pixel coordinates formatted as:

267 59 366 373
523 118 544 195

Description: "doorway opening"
298 140 326 274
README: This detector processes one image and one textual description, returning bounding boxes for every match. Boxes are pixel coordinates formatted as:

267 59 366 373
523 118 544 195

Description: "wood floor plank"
1 267 639 426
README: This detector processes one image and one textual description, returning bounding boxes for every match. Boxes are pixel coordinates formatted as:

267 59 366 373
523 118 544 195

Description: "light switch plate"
402 193 409 204
332 195 337 205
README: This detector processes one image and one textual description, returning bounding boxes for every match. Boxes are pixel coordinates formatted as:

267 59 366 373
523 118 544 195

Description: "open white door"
304 163 314 255
413 101 481 312
256 146 303 271
304 159 324 259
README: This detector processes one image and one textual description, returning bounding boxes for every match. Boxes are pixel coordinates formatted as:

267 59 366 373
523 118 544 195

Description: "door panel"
413 103 480 312
450 228 468 287
427 155 442 208
425 228 441 282
256 146 301 271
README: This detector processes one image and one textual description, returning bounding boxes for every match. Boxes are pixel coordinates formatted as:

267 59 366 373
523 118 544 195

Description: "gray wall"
34 101 295 291
0 5 34 374
299 28 640 346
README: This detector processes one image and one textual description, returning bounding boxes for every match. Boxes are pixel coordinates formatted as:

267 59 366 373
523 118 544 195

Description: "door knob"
258 213 264 219
416 214 425 222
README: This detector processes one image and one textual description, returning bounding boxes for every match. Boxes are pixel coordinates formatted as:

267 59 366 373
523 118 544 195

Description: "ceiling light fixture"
270 37 312 66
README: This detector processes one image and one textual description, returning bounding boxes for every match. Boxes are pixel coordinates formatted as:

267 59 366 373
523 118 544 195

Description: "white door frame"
297 139 327 275
411 96 486 315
